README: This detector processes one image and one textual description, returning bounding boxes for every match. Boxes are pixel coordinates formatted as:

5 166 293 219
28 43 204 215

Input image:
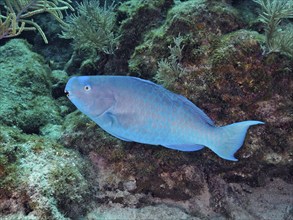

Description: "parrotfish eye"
84 85 91 91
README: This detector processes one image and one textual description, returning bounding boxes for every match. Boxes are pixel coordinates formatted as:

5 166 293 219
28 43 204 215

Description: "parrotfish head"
65 76 115 117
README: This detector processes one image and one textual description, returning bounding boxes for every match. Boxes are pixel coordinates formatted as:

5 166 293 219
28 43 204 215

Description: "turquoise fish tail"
209 121 264 161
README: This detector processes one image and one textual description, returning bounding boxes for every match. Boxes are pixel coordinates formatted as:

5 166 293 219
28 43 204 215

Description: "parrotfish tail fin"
210 121 264 161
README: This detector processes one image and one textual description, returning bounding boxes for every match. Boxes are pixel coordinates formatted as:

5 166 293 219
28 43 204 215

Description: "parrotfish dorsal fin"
175 94 215 126
133 77 215 126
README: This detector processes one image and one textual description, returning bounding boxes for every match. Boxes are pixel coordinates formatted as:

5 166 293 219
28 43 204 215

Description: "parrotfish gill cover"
65 75 264 161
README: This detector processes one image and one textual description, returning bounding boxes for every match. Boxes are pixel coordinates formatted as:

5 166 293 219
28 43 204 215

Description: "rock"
86 204 200 220
0 125 95 219
129 0 244 78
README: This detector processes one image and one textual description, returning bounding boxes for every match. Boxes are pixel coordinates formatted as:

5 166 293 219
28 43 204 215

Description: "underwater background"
0 0 292 219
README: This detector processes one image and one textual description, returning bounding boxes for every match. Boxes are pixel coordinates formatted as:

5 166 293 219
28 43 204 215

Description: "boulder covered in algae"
0 39 62 134
0 124 96 219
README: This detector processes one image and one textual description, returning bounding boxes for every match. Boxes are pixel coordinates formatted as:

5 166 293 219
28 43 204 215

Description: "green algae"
0 39 62 134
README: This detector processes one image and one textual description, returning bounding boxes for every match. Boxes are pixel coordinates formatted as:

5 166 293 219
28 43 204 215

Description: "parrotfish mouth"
64 89 69 97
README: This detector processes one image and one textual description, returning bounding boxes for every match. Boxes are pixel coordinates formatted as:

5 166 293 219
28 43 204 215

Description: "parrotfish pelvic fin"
162 144 205 151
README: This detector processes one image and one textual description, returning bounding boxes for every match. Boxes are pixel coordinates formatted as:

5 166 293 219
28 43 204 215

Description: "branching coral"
0 0 74 43
60 0 120 54
253 0 293 57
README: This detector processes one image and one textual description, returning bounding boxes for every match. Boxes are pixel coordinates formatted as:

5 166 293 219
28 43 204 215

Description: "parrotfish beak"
65 89 69 97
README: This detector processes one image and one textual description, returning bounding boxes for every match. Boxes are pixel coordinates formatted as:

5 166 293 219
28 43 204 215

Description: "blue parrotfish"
65 76 264 161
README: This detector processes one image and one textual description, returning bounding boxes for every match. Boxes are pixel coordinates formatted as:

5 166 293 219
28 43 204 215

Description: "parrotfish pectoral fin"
210 121 264 161
163 144 205 151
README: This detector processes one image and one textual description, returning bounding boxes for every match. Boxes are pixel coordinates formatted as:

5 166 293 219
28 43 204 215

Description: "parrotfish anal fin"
162 144 205 151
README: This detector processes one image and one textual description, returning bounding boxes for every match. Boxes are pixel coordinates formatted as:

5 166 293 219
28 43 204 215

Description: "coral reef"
0 0 292 219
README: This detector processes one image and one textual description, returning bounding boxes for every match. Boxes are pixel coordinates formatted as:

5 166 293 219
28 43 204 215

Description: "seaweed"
253 0 293 57
154 35 187 87
60 0 120 54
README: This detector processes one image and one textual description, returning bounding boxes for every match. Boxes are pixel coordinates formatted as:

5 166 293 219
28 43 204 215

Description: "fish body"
65 75 264 161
